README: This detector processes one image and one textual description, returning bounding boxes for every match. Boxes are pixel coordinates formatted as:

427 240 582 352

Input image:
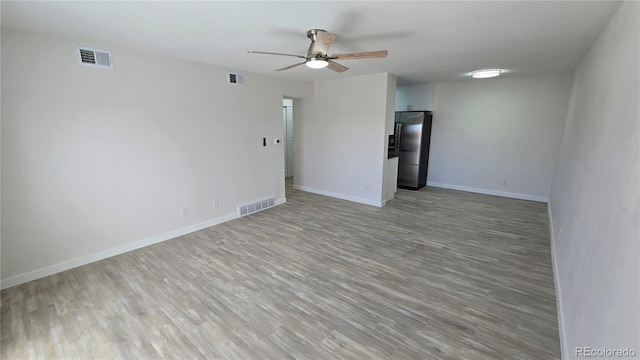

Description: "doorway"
283 99 294 183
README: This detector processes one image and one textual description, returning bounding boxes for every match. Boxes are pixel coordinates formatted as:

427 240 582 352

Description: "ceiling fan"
248 29 388 72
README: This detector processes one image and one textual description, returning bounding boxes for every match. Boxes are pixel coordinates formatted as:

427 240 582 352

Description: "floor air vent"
77 46 113 69
238 197 275 217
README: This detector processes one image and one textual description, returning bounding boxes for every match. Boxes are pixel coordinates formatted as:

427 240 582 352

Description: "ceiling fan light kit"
306 59 328 69
248 29 388 72
471 69 502 78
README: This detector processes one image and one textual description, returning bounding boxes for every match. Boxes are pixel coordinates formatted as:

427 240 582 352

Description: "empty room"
1 1 638 359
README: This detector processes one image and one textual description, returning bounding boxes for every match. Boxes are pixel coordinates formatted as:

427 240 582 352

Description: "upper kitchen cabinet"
395 83 435 111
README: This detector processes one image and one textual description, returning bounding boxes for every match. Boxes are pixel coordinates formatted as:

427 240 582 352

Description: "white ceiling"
1 1 621 84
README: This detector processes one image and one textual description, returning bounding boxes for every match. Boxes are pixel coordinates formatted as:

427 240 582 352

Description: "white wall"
0 26 3 271
0 28 312 287
430 73 574 202
548 2 639 358
0 25 2 272
382 74 399 204
294 73 392 207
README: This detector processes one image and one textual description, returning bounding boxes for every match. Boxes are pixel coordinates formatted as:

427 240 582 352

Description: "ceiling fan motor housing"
306 29 333 59
306 29 326 39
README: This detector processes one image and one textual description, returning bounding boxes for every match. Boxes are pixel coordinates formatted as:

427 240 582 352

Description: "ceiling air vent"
77 46 113 69
228 72 245 86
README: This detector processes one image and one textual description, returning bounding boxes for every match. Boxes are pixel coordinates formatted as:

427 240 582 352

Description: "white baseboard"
293 184 383 207
1 211 241 290
426 181 549 203
547 202 568 359
276 197 287 206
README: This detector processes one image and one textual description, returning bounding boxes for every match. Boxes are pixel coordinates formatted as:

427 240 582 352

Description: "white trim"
293 184 383 207
426 181 549 203
276 197 287 206
0 211 239 290
548 202 568 359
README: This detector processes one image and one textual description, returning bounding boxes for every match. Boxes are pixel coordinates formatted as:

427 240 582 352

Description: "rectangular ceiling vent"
238 197 275 217
77 46 113 69
228 72 245 86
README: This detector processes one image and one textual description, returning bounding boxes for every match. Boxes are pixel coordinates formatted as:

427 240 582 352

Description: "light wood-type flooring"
1 181 560 359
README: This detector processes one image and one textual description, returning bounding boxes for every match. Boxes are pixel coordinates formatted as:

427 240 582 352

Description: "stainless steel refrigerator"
395 111 433 190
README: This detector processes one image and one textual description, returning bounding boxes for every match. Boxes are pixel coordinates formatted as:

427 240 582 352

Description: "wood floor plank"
1 180 560 359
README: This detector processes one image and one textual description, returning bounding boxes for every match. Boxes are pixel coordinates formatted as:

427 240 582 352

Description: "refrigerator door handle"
396 123 403 155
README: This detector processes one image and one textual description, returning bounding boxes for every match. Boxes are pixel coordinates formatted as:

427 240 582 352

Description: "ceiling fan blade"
331 50 388 60
248 51 306 59
327 60 349 73
317 31 336 47
275 61 307 71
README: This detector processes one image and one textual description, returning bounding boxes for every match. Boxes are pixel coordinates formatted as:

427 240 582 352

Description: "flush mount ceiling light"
305 58 329 69
471 69 502 78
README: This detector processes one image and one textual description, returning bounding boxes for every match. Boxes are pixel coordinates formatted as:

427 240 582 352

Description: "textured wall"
1 28 312 286
431 73 573 201
549 2 639 358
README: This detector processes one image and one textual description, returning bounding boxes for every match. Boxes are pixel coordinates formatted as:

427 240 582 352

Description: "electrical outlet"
213 199 220 208
180 207 189 216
